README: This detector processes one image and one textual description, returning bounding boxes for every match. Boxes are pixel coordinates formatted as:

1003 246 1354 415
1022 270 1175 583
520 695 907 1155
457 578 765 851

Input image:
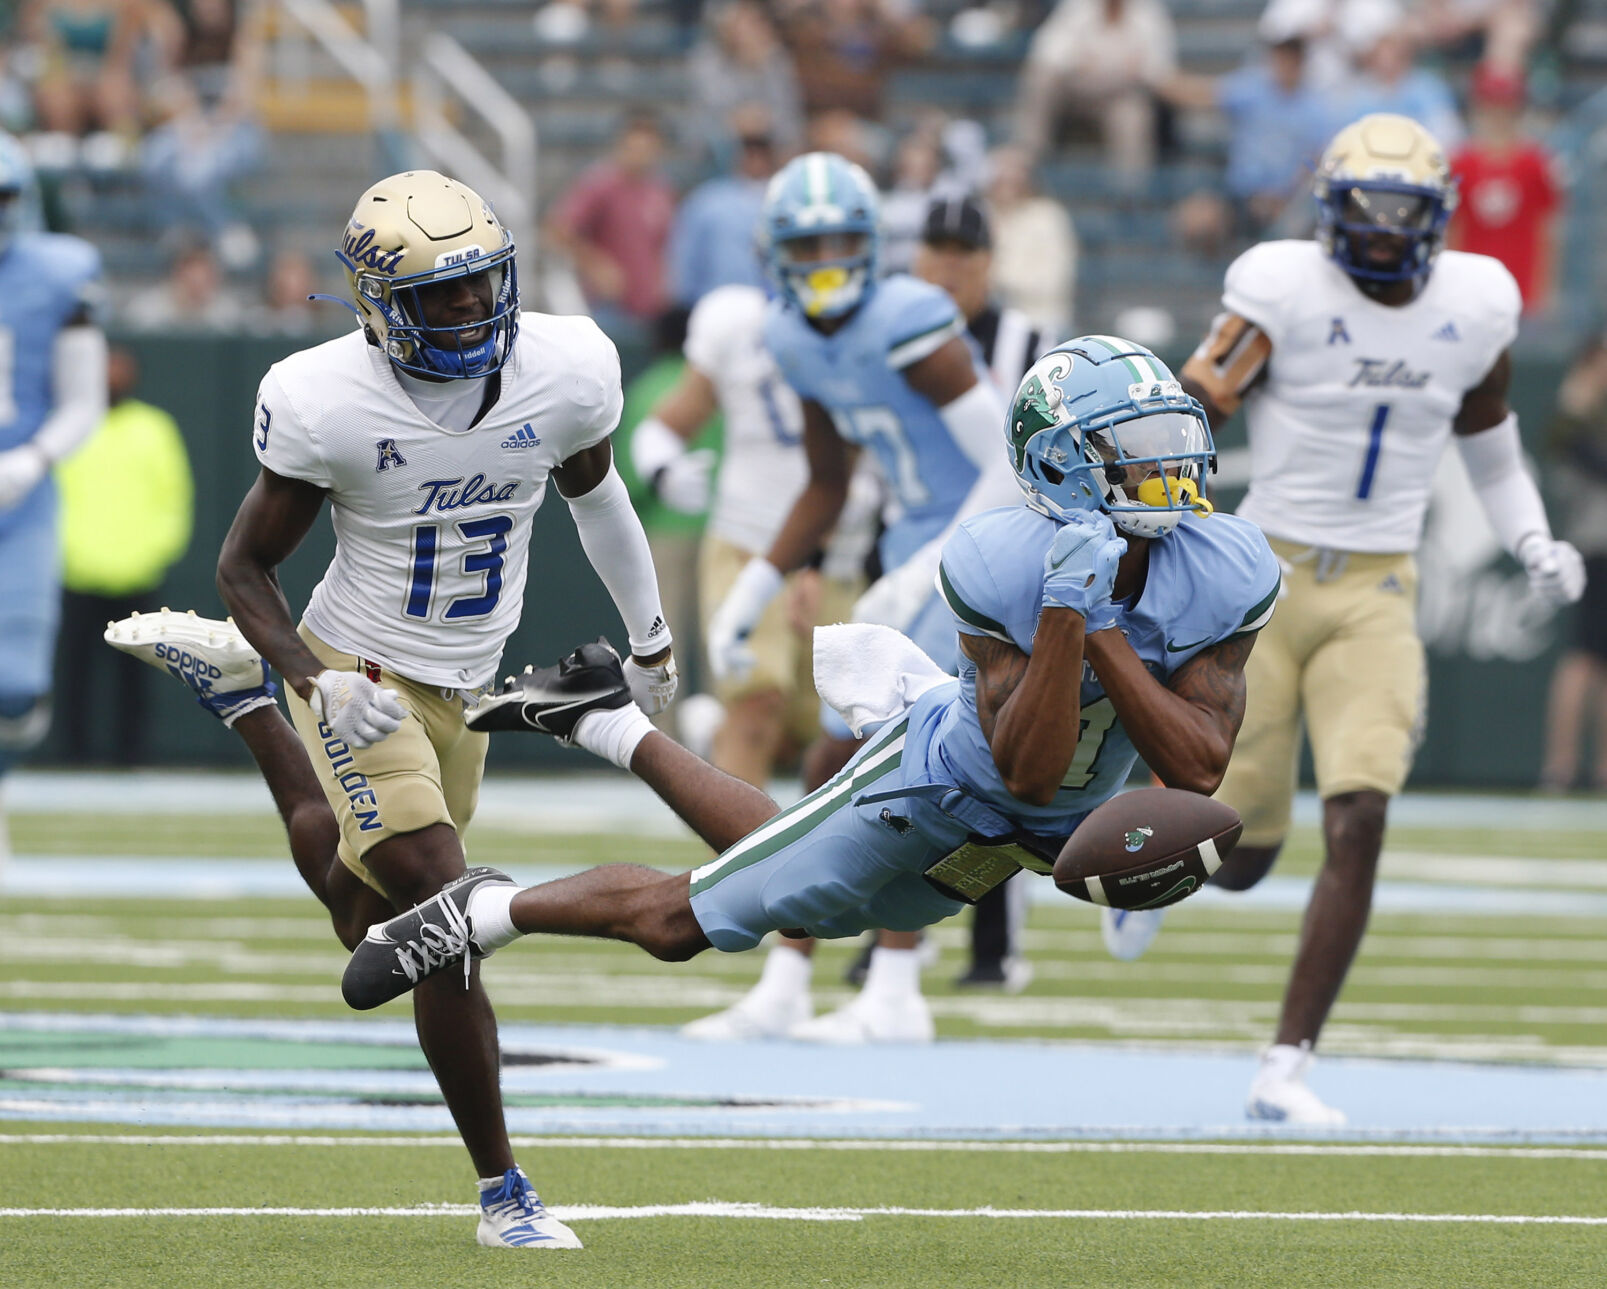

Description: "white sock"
466 882 521 953
752 942 813 1000
860 946 922 1001
572 704 655 769
1260 1041 1312 1081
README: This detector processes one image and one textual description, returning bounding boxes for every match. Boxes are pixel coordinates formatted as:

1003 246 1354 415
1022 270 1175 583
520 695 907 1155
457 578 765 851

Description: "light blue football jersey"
907 505 1282 837
0 231 101 530
763 274 982 571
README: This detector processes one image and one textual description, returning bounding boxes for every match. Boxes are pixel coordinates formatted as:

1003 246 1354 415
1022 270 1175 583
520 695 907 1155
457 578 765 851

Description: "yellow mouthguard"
1135 475 1213 515
802 266 851 316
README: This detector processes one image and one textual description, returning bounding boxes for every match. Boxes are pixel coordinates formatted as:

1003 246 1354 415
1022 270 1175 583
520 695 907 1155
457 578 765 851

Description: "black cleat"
341 866 517 1010
466 638 633 740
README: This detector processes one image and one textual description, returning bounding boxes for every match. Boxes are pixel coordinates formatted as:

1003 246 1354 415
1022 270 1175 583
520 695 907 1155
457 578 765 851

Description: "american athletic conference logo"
502 423 542 449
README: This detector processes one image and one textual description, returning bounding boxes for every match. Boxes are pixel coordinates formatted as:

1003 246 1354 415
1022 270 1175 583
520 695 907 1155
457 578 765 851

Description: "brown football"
1053 787 1242 910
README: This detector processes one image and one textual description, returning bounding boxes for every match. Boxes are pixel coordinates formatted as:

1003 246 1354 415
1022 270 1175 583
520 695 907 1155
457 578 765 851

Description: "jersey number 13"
404 515 513 621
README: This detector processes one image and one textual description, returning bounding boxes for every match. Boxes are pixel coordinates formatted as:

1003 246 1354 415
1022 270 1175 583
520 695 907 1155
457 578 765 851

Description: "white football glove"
0 444 48 510
653 449 716 515
852 546 942 632
308 669 407 749
707 558 784 683
1518 536 1587 606
623 652 678 715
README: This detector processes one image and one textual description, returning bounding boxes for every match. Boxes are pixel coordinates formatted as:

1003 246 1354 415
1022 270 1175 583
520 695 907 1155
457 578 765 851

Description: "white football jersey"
1226 240 1520 553
684 284 877 575
253 314 623 688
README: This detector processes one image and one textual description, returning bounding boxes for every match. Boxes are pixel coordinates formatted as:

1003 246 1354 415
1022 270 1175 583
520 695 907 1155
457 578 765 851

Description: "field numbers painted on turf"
1060 697 1119 790
404 513 514 621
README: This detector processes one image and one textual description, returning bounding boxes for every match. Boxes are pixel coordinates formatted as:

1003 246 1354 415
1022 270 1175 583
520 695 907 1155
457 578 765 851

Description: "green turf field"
5 796 1607 1286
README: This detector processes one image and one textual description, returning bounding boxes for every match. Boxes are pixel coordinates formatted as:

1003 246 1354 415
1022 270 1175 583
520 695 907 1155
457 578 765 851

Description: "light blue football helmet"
1006 335 1216 539
0 133 38 258
760 151 880 320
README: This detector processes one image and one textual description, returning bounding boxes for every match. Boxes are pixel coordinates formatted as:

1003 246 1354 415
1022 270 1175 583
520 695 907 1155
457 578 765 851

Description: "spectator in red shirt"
1448 62 1562 312
545 111 678 338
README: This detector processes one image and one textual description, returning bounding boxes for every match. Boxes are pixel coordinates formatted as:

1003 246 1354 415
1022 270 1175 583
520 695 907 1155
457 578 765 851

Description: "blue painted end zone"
4 1014 1607 1144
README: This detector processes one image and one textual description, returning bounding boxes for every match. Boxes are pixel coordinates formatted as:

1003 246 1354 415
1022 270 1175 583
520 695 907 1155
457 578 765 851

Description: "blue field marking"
5 1012 1607 1145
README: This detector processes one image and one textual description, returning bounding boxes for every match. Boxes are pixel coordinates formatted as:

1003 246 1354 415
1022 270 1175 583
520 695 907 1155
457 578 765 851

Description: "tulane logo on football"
1124 825 1154 853
342 223 406 275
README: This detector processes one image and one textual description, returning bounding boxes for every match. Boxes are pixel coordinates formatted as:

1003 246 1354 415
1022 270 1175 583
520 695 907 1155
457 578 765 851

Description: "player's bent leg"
711 688 788 789
1276 789 1386 1047
1209 842 1282 891
105 610 346 907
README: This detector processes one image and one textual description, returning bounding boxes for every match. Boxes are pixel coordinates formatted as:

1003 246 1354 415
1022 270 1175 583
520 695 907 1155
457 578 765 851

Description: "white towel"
812 622 951 738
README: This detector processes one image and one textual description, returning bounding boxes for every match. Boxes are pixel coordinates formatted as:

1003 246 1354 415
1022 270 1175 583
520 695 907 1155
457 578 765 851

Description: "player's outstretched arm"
1084 629 1256 796
962 608 1088 806
216 467 332 700
553 439 678 711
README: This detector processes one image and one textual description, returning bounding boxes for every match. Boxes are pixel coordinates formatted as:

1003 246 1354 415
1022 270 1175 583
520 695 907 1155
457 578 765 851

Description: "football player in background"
690 151 1023 1044
339 341 1285 1057
107 171 678 1250
0 133 108 856
1103 114 1587 1124
628 279 881 793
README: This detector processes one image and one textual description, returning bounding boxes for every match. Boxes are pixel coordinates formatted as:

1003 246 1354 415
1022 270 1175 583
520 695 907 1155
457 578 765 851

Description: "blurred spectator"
21 0 146 138
667 102 778 308
880 122 943 274
985 144 1077 337
690 2 804 159
779 0 933 122
1162 8 1338 255
1013 0 1177 181
1448 63 1561 313
255 247 325 333
1336 0 1464 147
139 0 263 267
1539 336 1607 792
1418 0 1539 69
123 239 246 329
53 346 193 764
545 110 677 341
806 107 877 172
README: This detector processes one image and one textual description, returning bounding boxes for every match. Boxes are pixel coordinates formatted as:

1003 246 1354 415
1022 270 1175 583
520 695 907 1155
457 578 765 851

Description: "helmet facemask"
351 243 518 380
770 229 873 319
1317 178 1452 287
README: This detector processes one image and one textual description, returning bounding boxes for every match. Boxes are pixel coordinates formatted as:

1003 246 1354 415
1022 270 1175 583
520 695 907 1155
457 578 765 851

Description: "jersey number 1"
405 514 513 621
1355 404 1390 500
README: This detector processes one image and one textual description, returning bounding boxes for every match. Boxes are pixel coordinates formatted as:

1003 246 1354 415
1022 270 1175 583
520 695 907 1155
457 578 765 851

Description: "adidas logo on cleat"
502 423 542 449
152 643 226 691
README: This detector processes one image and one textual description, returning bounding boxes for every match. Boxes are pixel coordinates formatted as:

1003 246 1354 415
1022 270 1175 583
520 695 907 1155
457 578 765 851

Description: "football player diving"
335 339 1285 1104
1101 114 1588 1125
107 170 680 1249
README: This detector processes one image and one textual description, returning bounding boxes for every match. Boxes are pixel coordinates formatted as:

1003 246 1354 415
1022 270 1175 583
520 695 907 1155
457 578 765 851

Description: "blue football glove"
1042 511 1127 627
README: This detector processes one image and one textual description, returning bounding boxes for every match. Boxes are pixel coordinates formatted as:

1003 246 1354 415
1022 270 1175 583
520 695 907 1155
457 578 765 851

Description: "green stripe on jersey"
939 564 1010 641
688 720 909 897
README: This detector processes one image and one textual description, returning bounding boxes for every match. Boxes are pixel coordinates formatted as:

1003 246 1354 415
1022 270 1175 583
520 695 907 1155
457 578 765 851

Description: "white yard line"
0 1200 1602 1225
4 1133 1607 1160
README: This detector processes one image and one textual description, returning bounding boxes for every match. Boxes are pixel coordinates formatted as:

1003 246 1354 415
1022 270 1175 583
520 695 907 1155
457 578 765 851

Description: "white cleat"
1246 1043 1347 1126
104 609 278 727
1101 906 1166 961
787 991 934 1045
476 1167 583 1249
681 987 812 1041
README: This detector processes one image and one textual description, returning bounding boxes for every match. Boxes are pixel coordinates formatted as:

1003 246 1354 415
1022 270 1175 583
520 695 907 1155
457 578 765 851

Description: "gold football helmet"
1313 114 1457 289
337 170 518 379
